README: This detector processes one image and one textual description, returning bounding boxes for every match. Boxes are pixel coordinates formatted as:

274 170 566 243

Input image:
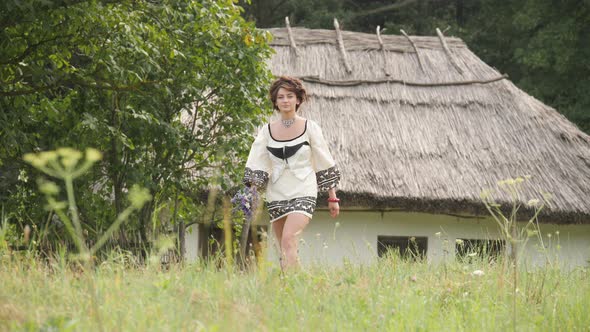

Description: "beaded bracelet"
327 198 340 203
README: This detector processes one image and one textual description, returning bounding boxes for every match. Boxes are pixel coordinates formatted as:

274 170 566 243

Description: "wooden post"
436 27 464 74
334 18 352 74
285 17 299 57
376 26 391 77
400 29 425 73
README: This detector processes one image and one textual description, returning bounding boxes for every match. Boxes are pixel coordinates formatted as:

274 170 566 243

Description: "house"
188 23 590 267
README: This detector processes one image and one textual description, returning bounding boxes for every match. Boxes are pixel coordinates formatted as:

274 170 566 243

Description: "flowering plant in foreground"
231 186 259 221
231 186 261 262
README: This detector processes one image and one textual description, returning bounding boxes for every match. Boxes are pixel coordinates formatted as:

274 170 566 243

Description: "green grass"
12 150 584 330
1 251 588 331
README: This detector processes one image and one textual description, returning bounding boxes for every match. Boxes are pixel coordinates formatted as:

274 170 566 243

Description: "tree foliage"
0 0 274 246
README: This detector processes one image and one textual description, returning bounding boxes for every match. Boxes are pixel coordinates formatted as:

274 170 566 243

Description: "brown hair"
269 76 308 111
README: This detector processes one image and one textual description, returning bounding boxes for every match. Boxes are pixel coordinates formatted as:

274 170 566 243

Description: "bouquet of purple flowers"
231 186 259 220
231 186 261 262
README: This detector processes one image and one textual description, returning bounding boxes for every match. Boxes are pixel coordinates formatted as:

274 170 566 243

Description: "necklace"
281 118 296 128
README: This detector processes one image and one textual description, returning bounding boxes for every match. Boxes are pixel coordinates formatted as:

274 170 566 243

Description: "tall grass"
0 250 588 331
3 151 588 331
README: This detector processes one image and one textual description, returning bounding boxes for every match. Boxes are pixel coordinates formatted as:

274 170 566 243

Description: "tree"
0 0 274 252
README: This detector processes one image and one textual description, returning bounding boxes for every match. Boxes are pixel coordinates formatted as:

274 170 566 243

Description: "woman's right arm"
243 125 271 190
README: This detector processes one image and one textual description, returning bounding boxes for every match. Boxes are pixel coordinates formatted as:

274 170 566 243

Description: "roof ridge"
267 27 467 51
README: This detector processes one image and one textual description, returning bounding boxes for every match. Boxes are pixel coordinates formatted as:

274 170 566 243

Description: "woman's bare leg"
281 213 310 270
271 216 287 267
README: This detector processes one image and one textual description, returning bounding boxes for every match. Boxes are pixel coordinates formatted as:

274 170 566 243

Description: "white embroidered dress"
243 119 341 222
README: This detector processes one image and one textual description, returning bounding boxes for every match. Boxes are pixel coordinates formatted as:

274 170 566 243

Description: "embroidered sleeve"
309 120 341 192
243 126 271 190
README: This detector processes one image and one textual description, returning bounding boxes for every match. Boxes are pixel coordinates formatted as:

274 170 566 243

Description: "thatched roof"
266 26 590 224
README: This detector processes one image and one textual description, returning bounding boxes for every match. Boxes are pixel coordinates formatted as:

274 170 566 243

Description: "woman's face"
275 87 298 113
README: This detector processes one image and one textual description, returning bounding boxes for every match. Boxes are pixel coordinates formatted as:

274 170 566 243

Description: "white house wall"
265 210 590 268
185 225 200 262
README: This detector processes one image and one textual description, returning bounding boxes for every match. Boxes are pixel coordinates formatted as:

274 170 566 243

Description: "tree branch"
0 77 163 97
0 33 75 65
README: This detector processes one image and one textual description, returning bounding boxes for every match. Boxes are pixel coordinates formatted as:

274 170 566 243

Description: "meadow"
1 249 588 331
2 150 586 331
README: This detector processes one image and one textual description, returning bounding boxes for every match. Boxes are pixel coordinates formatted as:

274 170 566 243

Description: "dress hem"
269 211 313 223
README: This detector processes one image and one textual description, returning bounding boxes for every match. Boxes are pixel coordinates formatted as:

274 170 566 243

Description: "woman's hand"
328 202 340 218
327 188 340 218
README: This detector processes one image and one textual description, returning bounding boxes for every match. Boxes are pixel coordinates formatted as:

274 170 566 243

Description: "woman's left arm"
309 120 341 218
309 120 341 192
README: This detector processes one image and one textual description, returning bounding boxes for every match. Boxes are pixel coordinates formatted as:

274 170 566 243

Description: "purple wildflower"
231 186 259 221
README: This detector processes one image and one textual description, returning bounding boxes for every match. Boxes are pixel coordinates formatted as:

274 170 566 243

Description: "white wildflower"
471 270 485 276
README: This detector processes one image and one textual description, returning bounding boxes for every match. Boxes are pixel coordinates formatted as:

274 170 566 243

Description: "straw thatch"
266 27 590 224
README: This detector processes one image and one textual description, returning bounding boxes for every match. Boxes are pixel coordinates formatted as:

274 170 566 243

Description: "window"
455 238 505 261
377 236 428 260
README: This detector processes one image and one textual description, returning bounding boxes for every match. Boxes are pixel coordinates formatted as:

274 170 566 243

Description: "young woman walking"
243 76 341 270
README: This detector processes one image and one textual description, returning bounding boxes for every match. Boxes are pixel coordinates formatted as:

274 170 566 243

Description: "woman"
243 76 341 270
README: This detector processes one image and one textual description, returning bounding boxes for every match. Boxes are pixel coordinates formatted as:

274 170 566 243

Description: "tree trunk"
139 200 153 245
109 92 127 244
178 219 185 262
110 92 123 216
200 222 210 258
172 192 185 262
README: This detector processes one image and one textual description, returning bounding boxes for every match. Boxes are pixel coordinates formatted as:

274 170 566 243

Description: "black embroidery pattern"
243 167 269 189
267 196 317 221
316 165 341 191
